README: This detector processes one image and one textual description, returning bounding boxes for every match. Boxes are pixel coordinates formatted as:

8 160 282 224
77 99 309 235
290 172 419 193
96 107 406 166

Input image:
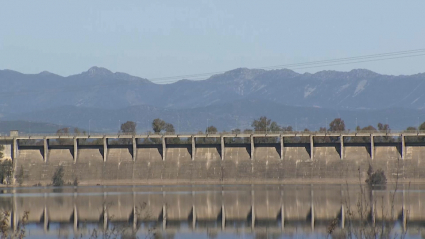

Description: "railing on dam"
5 129 425 137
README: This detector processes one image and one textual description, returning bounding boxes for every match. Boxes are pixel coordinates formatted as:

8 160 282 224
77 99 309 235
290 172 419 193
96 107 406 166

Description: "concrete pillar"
221 205 225 230
220 136 225 160
340 135 344 160
401 134 406 160
43 138 49 163
371 134 375 160
162 137 166 161
11 139 18 184
280 136 284 160
250 135 254 160
12 138 18 160
192 136 196 161
132 137 137 161
73 137 78 163
103 137 108 162
73 204 78 232
310 135 314 160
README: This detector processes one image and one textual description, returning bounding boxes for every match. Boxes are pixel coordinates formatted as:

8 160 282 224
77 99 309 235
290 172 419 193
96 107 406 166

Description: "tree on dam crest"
120 121 136 135
251 116 281 143
102 116 425 146
118 121 137 144
148 118 184 143
202 125 218 144
152 118 166 133
328 118 345 132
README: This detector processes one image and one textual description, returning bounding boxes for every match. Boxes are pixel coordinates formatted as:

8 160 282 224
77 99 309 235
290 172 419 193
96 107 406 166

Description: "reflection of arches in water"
2 185 423 234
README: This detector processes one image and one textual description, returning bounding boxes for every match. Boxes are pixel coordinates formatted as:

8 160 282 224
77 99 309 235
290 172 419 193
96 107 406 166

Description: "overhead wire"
286 53 425 71
148 48 425 82
1 48 425 95
153 53 425 84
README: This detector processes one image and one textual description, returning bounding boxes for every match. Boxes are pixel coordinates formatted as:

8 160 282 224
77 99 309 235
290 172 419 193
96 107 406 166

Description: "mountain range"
1 66 425 133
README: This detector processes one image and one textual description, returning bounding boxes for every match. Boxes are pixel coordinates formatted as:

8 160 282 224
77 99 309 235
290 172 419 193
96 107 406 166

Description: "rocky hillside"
1 66 425 132
1 67 425 115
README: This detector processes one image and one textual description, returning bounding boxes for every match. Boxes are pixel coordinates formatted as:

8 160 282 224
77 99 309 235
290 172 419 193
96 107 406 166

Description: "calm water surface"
1 184 424 238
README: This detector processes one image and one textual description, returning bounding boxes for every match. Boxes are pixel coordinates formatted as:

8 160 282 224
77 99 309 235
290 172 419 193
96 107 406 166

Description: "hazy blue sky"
1 1 425 82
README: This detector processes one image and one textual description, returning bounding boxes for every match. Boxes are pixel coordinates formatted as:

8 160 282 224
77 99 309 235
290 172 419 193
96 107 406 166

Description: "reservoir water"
0 184 424 238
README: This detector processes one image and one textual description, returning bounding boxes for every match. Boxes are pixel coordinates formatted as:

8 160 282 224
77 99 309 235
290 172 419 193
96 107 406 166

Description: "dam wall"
136 146 162 161
1 132 425 185
78 148 104 162
195 145 221 161
12 154 425 185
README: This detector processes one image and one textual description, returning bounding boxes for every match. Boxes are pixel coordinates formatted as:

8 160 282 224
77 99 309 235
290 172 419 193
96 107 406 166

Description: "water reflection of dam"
1 185 423 235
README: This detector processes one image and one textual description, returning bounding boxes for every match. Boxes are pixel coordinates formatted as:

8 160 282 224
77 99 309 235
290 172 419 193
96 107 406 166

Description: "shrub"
52 166 65 186
0 160 13 185
0 145 4 158
365 164 387 187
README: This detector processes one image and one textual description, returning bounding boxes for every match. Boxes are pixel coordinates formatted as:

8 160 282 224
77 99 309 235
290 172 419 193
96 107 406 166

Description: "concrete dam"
1 131 425 185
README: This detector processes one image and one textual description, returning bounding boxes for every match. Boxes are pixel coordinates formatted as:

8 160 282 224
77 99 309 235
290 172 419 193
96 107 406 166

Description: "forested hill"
1 67 425 116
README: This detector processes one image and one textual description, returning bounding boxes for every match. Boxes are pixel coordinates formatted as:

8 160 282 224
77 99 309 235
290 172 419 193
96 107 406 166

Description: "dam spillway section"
1 131 425 185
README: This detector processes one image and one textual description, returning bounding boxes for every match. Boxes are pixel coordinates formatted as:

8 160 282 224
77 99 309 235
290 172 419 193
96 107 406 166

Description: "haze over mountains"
1 66 425 133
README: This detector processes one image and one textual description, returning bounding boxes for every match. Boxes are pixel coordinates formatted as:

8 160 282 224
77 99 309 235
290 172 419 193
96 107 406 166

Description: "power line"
153 52 425 84
1 48 425 95
288 53 425 71
156 52 425 83
148 48 425 83
258 48 425 70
